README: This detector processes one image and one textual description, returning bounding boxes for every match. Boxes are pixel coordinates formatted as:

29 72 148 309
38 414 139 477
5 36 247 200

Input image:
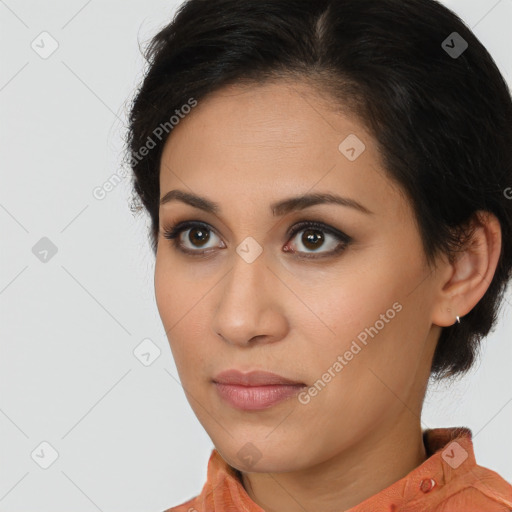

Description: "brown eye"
162 221 223 255
301 229 325 251
285 221 351 258
187 226 211 248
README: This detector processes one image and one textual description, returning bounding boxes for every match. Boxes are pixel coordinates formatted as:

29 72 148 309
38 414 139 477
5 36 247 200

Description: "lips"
212 369 307 411
212 369 305 386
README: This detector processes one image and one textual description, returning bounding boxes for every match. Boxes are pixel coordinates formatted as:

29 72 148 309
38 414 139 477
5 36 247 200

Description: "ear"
432 211 502 327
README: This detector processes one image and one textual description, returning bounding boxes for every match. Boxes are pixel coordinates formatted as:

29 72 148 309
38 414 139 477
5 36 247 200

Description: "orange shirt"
166 427 512 512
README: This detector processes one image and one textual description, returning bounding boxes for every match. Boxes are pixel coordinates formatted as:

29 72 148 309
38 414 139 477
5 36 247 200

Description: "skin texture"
154 80 502 512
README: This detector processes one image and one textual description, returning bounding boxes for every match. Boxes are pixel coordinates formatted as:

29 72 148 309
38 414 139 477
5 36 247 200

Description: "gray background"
0 1 511 511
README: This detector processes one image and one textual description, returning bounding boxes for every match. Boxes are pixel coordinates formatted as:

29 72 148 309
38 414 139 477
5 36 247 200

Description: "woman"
126 0 512 510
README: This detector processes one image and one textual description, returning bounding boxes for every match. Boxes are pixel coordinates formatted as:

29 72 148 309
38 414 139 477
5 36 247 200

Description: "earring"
456 315 461 324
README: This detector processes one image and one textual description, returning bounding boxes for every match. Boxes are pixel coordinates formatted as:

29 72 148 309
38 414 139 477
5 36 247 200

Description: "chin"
215 437 310 473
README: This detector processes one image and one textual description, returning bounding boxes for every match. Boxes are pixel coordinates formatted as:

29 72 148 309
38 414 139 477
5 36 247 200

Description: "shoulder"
163 494 199 512
161 448 243 512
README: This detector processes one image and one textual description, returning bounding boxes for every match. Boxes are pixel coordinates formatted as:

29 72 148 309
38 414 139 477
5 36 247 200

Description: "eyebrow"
159 189 374 216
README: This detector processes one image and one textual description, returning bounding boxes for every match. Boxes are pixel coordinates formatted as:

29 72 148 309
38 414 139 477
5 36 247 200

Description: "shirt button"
419 478 436 493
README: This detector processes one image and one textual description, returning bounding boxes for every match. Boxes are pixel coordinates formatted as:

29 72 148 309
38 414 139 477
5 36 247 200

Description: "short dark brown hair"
125 0 512 381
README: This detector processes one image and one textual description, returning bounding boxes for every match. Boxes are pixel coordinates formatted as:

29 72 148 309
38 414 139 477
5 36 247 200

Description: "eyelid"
285 219 350 241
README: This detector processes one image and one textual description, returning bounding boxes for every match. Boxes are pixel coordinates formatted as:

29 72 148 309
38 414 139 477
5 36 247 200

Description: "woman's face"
155 80 445 472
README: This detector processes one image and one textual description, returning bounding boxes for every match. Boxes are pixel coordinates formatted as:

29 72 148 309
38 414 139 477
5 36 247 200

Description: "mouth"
212 369 306 386
212 369 307 411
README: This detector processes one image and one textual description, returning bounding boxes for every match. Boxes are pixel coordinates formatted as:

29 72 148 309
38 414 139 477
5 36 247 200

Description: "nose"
211 250 289 348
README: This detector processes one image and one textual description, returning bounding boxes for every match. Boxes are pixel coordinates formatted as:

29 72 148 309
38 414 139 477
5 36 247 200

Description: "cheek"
154 250 194 324
154 256 214 378
296 259 423 398
290 263 401 351
154 256 172 325
154 256 189 359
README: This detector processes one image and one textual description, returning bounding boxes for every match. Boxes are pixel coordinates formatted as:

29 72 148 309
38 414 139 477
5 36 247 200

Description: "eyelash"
161 220 352 260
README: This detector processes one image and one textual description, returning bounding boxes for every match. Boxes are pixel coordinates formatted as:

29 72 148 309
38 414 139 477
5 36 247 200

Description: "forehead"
159 80 407 221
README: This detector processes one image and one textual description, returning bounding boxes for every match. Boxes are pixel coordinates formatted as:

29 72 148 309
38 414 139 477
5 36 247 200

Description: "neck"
239 414 428 512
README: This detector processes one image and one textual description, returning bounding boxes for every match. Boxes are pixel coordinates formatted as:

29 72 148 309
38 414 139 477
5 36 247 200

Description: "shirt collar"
193 427 511 512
